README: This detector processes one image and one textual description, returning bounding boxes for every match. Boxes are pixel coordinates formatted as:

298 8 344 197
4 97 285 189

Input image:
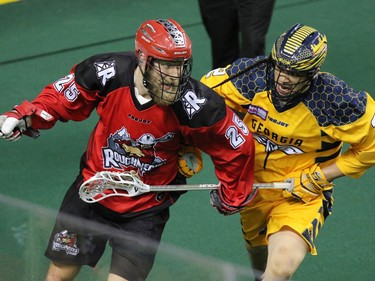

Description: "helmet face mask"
135 19 193 105
142 57 192 105
268 63 311 109
269 23 327 110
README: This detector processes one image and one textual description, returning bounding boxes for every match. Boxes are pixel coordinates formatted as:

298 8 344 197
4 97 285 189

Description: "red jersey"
29 52 255 215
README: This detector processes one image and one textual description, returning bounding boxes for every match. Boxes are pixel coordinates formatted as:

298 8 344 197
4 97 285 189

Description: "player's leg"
262 227 308 281
108 208 170 281
107 273 129 281
260 193 330 280
241 189 330 280
240 191 273 281
45 262 81 281
198 0 239 68
245 244 268 281
235 0 276 58
44 176 109 280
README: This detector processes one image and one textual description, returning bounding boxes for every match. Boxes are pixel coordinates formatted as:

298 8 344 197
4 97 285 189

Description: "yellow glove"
178 145 203 178
283 163 334 203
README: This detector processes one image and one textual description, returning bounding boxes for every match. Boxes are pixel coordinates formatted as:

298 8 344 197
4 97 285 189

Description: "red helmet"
135 18 192 62
134 19 193 104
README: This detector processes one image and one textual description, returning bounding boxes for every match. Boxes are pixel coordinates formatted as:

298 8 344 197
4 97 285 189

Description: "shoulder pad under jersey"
74 52 137 96
226 56 270 100
173 78 226 128
304 72 367 126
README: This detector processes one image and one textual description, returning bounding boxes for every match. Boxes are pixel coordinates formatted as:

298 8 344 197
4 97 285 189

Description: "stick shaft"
147 182 291 192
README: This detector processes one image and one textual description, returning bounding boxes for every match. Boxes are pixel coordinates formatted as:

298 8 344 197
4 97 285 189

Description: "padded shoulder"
74 51 137 96
226 56 270 100
173 78 226 128
304 72 367 126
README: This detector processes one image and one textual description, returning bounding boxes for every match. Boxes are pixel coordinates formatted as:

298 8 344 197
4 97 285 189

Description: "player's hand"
210 189 243 216
283 163 334 203
0 111 27 142
0 101 47 141
178 145 203 178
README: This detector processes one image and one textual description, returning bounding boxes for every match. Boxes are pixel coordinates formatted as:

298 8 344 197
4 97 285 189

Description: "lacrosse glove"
210 190 242 216
0 113 27 142
210 186 259 216
0 101 54 141
283 163 334 203
0 103 33 142
178 145 203 178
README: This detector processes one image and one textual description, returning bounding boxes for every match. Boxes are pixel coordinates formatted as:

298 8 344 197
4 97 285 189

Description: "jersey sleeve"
332 92 375 178
29 60 103 130
200 68 251 115
198 107 255 208
178 80 255 209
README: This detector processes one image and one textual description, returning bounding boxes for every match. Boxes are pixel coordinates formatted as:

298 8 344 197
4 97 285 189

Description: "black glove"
209 190 243 216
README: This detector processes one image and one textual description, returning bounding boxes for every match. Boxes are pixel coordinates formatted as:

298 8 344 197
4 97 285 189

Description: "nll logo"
181 90 206 119
95 60 116 86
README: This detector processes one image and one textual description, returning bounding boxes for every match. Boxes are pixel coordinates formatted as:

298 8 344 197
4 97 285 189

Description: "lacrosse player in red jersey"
0 19 256 281
201 23 375 280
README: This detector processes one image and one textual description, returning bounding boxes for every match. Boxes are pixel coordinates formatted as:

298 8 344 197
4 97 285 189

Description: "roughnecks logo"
102 127 174 175
52 230 79 256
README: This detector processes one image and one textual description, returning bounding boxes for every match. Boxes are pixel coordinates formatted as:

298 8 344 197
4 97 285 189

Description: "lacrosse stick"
79 171 293 203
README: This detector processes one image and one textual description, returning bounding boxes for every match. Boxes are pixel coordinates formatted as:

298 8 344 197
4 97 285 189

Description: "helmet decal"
158 19 186 47
135 18 192 61
271 23 327 77
283 26 317 56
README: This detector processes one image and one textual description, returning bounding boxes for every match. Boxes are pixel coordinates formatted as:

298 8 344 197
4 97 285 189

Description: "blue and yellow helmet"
271 23 327 78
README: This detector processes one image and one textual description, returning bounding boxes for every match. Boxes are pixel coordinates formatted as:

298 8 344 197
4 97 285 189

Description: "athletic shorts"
240 188 333 255
45 177 170 281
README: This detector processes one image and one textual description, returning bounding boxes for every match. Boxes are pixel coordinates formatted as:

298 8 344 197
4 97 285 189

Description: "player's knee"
266 264 293 280
265 247 299 279
45 262 80 281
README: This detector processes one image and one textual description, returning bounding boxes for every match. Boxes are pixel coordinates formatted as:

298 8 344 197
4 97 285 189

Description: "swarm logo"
102 127 174 175
253 132 304 169
52 230 79 256
94 60 116 86
181 90 206 119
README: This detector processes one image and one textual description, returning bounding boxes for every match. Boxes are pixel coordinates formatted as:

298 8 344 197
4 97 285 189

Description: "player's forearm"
25 116 32 127
321 163 345 182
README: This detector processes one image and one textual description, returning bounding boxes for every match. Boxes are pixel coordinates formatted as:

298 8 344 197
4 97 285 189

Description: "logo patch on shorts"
52 230 80 256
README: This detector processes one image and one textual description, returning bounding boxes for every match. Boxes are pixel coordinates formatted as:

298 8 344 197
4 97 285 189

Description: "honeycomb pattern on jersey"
226 57 367 127
226 57 269 100
304 73 367 126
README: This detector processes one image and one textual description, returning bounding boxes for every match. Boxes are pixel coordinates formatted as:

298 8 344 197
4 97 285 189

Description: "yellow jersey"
201 57 375 183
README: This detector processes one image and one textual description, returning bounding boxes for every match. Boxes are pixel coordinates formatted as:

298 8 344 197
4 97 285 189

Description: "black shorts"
45 176 170 280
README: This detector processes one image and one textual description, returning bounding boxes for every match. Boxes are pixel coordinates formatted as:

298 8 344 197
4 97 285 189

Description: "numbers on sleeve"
225 114 250 149
204 68 227 78
53 74 75 92
232 114 249 135
64 83 80 102
53 74 81 102
225 126 245 149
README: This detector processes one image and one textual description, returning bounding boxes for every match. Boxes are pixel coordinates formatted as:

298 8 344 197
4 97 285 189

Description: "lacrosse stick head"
79 171 150 203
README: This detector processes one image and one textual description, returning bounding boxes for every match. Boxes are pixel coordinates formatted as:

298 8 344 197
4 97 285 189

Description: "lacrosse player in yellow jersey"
201 23 375 281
